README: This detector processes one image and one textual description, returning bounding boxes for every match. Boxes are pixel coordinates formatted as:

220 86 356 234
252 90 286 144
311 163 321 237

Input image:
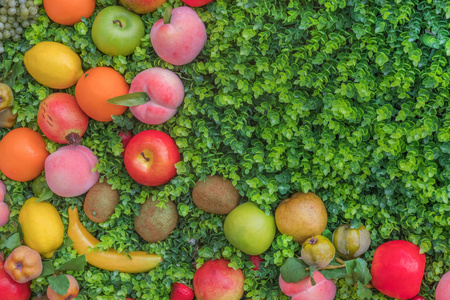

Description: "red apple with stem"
370 240 426 300
124 130 180 186
182 0 214 7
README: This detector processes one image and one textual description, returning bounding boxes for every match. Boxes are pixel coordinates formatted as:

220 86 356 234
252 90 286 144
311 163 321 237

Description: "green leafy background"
1 0 449 299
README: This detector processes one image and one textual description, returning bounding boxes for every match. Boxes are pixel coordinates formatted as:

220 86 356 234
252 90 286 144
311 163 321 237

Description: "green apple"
91 6 145 56
224 202 276 255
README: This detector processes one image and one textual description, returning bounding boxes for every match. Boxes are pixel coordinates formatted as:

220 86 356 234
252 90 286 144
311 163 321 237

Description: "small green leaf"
309 265 317 286
354 258 372 284
280 257 309 283
41 260 55 277
56 255 87 272
48 274 70 296
357 281 373 299
375 53 389 66
107 92 149 106
36 187 54 203
322 229 333 241
3 233 21 250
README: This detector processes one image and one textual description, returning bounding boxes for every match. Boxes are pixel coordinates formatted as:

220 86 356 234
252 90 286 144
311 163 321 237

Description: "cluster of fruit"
0 0 39 51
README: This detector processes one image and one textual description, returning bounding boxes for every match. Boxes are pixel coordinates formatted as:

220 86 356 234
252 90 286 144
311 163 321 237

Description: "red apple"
410 296 426 300
124 130 180 186
119 0 166 14
128 68 184 125
371 240 426 300
181 0 213 6
118 130 133 155
193 258 244 300
150 6 207 65
0 260 32 300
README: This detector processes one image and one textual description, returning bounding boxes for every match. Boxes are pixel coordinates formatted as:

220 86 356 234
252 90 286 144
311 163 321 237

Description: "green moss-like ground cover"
1 0 449 299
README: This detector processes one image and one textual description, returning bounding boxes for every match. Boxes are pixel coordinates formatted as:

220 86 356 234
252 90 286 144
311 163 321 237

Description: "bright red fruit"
170 282 194 300
118 130 133 155
124 130 180 186
370 240 426 300
410 296 426 300
250 255 264 271
0 260 32 300
193 258 244 300
181 0 213 7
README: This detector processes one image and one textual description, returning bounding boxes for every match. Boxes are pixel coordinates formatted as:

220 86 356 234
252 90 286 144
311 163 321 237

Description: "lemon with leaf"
19 197 64 258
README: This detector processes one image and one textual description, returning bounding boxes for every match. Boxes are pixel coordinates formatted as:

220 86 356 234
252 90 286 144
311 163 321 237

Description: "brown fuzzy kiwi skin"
83 181 120 223
192 175 240 214
134 198 178 243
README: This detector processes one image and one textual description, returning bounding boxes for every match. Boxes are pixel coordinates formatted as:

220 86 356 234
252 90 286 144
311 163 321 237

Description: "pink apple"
150 6 207 65
436 271 450 300
45 145 99 197
129 68 184 125
124 130 180 186
371 240 426 300
279 271 336 300
182 0 213 6
193 258 244 300
119 0 166 14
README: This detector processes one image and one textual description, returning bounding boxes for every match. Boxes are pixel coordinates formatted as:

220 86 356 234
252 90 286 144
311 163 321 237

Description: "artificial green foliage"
1 0 450 299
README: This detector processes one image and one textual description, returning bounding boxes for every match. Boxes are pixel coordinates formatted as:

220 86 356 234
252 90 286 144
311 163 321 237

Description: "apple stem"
164 7 172 24
140 152 149 161
113 19 123 28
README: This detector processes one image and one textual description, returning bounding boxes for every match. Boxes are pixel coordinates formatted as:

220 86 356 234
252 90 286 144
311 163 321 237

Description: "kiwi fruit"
83 181 119 223
192 175 240 214
134 198 178 243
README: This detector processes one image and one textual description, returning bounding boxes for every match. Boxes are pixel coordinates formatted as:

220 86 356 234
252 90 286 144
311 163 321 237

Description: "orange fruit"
43 0 96 26
0 128 49 182
75 67 129 122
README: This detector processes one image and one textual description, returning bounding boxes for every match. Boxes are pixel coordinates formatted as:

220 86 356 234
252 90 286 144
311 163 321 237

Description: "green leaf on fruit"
357 281 373 299
344 258 372 285
107 92 149 107
56 255 87 272
3 233 21 250
57 237 73 252
280 257 309 283
309 265 317 286
41 260 55 277
48 274 70 296
36 187 54 203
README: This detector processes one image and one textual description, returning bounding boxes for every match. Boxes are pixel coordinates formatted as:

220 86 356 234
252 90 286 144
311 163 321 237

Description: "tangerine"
43 0 96 26
0 128 49 182
75 67 129 122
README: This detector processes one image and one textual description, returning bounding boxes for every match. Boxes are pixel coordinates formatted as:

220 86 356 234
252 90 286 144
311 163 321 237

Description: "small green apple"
224 202 276 255
91 6 145 56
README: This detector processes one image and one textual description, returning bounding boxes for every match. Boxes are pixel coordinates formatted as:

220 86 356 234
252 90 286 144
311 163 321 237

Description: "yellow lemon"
19 197 64 258
24 41 83 89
